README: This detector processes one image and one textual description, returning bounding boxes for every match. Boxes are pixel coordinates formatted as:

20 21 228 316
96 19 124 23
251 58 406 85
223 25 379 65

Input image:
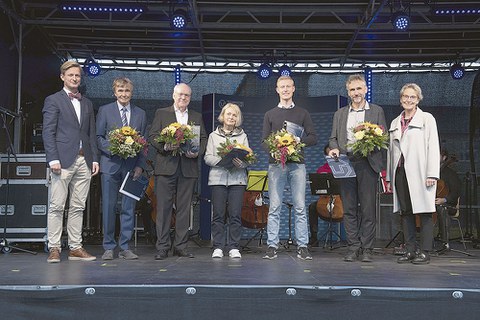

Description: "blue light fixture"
84 60 101 78
60 3 145 14
279 65 292 77
434 7 480 15
450 63 465 80
257 64 272 79
171 9 188 30
364 67 373 102
392 11 410 31
174 65 181 84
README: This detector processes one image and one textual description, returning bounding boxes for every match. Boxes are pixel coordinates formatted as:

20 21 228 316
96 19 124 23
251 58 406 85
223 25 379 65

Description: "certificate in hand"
119 172 149 201
284 120 304 138
216 148 250 170
326 154 356 178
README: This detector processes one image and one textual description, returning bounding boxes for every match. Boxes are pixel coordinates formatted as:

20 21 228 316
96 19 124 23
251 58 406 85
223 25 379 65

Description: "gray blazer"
148 106 207 178
329 103 387 173
42 89 98 170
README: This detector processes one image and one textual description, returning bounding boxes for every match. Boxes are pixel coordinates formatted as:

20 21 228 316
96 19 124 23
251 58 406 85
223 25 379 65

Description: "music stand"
241 171 268 251
0 107 36 254
309 173 343 250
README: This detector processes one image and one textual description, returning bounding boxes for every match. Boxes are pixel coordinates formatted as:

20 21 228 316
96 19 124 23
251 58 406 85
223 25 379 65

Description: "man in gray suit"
96 77 147 260
148 83 207 260
329 74 387 262
42 60 99 263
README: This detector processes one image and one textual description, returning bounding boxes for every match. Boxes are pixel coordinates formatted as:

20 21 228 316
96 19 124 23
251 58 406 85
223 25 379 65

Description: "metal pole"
13 23 22 152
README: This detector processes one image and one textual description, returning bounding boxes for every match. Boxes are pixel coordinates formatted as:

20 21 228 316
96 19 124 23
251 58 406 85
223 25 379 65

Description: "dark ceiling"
1 0 480 71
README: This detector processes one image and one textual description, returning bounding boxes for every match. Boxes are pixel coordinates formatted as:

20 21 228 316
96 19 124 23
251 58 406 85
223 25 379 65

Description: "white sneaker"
229 249 242 258
212 248 224 258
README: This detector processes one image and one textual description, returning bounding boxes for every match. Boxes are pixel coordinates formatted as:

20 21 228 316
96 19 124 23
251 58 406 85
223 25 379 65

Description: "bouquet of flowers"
216 139 257 168
264 129 306 167
155 122 197 156
346 122 388 157
108 126 147 159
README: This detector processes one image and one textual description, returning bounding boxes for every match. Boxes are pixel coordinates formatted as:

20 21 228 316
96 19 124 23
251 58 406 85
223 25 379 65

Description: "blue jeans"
266 163 308 248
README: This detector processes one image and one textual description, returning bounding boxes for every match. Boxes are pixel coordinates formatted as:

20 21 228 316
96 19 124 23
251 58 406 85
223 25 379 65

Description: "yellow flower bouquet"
216 138 257 169
108 126 147 159
264 129 306 167
347 122 388 157
155 122 197 156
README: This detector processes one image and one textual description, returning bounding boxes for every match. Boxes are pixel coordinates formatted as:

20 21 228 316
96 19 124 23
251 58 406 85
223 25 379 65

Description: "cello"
241 191 269 229
316 195 344 222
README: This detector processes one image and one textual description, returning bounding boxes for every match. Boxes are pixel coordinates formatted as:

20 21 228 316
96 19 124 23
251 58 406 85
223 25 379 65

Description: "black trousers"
338 156 378 251
395 165 433 252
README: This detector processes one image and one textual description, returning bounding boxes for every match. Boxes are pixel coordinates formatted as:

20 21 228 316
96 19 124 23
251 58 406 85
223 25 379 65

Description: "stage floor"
1 238 479 290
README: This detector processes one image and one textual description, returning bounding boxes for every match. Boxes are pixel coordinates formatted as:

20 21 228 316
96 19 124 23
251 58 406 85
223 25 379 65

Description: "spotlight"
392 11 410 31
279 65 292 77
450 63 465 80
257 64 272 79
171 9 188 30
84 60 101 77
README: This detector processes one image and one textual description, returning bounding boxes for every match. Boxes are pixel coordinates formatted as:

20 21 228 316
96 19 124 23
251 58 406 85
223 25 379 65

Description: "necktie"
121 107 128 126
68 92 82 100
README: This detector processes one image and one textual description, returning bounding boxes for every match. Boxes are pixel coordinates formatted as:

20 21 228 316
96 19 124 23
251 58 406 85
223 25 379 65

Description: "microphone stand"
0 107 36 254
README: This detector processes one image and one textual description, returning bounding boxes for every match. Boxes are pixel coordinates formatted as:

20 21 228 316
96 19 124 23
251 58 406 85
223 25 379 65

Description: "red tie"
68 92 82 100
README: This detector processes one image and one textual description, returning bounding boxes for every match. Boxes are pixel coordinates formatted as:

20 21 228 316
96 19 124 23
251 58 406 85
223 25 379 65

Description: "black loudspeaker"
376 193 402 241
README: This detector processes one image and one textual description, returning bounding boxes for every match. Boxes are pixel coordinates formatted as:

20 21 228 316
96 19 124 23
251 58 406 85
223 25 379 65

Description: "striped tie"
121 107 128 126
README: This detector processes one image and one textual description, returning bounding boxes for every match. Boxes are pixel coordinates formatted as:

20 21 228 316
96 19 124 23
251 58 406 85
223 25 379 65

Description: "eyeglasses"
402 94 417 100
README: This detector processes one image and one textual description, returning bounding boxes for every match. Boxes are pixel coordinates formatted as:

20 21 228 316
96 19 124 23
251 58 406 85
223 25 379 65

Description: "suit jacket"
96 102 148 174
329 103 387 174
148 106 207 178
42 89 98 170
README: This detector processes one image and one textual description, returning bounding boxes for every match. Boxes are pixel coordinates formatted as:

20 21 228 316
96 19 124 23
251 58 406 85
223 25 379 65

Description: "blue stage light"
171 9 188 30
434 7 480 15
450 63 465 80
257 64 272 79
279 65 292 77
364 67 373 103
392 11 410 31
174 65 181 84
60 3 145 14
85 61 101 77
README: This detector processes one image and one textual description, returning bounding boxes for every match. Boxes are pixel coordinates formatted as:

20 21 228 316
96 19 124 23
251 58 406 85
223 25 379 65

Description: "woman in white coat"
386 83 440 265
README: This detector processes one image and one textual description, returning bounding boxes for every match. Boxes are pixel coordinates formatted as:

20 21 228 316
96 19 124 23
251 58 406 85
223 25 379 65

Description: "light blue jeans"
266 163 308 248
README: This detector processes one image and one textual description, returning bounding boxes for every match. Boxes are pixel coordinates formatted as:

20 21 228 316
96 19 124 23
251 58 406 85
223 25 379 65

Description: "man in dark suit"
96 77 147 260
42 60 99 263
148 83 207 260
329 74 387 262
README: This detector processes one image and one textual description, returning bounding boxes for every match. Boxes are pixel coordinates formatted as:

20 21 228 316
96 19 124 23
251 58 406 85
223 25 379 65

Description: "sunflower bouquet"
264 129 306 167
346 121 388 157
155 122 197 156
216 138 257 168
108 126 148 159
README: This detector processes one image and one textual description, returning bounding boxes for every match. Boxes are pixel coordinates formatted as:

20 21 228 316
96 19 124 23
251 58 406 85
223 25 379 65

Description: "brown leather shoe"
47 248 61 263
68 247 96 261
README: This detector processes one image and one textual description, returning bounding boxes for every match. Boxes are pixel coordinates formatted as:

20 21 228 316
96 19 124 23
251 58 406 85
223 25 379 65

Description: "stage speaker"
0 154 48 244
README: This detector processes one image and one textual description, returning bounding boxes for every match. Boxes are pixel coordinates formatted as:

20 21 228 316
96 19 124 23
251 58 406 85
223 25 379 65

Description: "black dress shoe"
174 249 194 258
397 252 415 264
155 250 168 260
412 251 430 265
